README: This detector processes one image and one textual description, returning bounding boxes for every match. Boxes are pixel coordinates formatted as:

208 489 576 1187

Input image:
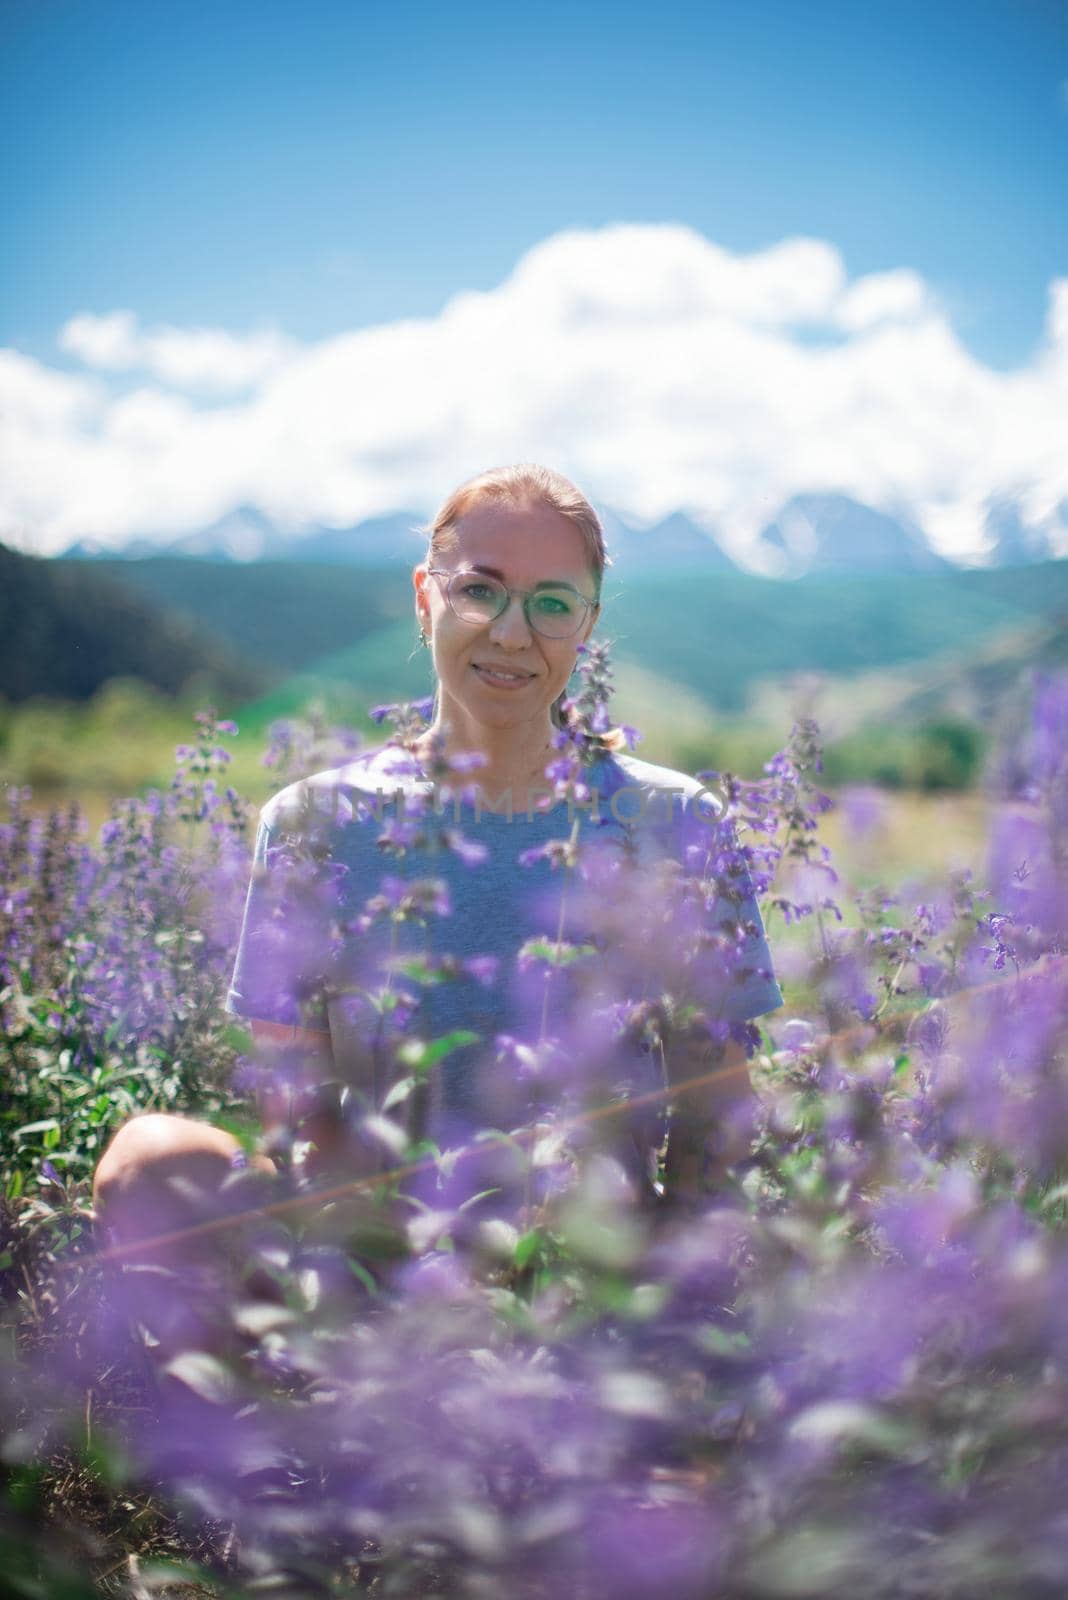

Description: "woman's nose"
489 595 532 646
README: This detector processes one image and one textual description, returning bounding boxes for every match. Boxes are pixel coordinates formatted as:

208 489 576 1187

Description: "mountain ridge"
57 487 1065 575
59 491 1061 575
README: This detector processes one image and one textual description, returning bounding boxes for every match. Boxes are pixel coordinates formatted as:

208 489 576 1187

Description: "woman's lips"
472 663 536 689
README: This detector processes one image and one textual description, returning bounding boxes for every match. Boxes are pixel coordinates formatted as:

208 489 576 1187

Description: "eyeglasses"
426 568 597 640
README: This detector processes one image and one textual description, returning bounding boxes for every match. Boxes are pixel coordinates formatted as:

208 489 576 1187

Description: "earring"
418 626 429 648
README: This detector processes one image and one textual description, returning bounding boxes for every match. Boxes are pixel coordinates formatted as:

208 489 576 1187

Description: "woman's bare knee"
93 1113 275 1266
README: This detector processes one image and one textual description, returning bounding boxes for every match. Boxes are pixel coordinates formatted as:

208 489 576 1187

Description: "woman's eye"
533 594 573 615
458 580 495 600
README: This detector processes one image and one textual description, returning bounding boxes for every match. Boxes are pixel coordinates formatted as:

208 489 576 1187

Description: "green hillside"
89 557 413 673
603 565 1068 710
0 544 264 704
236 621 436 735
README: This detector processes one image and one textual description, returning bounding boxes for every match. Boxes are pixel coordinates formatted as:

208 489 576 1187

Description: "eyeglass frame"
425 566 600 639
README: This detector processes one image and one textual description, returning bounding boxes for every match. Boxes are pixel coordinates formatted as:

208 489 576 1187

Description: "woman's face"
413 498 600 738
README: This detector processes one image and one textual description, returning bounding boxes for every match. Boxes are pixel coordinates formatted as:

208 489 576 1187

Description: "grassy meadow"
1 673 994 887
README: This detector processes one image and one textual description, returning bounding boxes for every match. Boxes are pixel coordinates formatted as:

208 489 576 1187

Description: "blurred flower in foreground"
2 672 1068 1597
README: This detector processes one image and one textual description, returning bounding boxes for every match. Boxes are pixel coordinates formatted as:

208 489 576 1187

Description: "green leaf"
1039 1181 1068 1213
347 1259 379 1297
5 1169 24 1200
358 1114 409 1160
514 1230 544 1270
397 1030 480 1073
13 1119 60 1139
788 1401 920 1459
699 1325 751 1358
382 1075 415 1112
81 1432 131 1491
222 1022 254 1054
137 1561 219 1593
519 938 597 969
43 1124 61 1150
456 1186 502 1214
390 958 444 986
161 1352 237 1406
6 1463 45 1512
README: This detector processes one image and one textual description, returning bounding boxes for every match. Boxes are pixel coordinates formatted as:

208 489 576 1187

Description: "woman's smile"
472 661 539 689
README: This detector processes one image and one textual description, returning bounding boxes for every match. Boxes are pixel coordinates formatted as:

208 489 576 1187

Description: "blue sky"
2 0 1066 557
3 0 1066 370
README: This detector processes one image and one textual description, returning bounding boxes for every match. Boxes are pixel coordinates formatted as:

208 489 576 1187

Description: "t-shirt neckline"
361 739 613 821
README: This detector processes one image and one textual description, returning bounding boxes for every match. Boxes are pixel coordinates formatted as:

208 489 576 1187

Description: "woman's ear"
413 564 431 625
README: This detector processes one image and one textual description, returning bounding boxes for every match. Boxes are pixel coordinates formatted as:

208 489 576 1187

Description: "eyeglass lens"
447 574 587 638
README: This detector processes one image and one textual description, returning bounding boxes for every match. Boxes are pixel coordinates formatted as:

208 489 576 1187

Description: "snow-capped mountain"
983 495 1068 566
291 512 428 565
63 505 286 563
64 508 427 565
595 506 738 572
755 493 952 577
58 492 1067 575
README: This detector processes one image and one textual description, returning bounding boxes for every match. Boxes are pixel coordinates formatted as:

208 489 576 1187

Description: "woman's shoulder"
259 743 417 834
592 749 724 818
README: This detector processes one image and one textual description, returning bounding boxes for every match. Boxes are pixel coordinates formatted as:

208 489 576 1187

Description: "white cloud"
2 222 1065 558
499 225 847 328
834 269 931 331
59 311 295 392
59 311 143 370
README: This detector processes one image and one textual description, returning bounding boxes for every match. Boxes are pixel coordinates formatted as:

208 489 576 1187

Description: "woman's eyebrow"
467 562 580 591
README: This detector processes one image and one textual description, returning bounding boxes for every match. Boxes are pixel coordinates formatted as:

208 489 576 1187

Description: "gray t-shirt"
227 742 783 1145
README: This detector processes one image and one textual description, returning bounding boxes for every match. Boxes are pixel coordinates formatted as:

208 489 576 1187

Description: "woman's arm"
661 1032 756 1204
250 1020 333 1051
248 1019 358 1180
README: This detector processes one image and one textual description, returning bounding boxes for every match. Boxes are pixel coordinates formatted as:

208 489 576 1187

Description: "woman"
93 465 782 1311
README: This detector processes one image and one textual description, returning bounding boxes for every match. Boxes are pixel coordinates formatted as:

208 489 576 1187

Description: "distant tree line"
0 544 263 704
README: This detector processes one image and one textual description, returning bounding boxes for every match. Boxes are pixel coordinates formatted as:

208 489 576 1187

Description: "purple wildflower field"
2 646 1067 1599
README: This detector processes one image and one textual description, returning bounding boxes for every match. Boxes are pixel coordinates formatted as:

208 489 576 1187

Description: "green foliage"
0 718 251 1193
823 716 987 791
0 543 261 705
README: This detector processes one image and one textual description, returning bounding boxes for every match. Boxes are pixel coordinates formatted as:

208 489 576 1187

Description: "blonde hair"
422 464 628 753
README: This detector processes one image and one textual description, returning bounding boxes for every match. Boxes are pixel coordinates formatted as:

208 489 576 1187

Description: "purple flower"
446 750 488 774
444 830 488 868
464 955 499 986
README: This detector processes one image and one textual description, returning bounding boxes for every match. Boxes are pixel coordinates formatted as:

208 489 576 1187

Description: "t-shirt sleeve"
226 798 337 1031
675 787 784 1027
